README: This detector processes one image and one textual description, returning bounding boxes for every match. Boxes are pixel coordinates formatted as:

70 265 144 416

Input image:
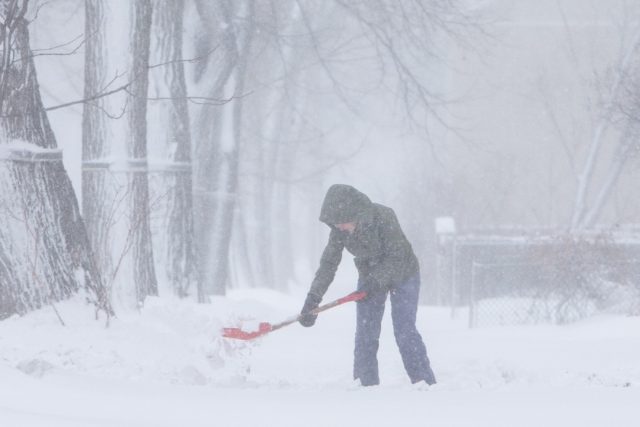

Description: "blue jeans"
354 274 436 386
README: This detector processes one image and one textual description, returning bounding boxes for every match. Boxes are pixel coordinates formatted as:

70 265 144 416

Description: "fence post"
469 261 477 328
450 239 458 319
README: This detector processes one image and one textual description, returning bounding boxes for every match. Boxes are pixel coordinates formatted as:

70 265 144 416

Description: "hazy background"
29 0 640 301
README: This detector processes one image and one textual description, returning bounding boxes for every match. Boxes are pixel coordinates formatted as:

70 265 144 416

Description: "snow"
6 2 637 425
0 140 62 161
0 289 638 426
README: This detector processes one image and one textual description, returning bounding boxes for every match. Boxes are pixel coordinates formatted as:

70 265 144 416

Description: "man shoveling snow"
299 184 437 387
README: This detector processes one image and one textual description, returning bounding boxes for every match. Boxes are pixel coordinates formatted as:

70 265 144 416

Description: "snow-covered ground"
1 288 638 427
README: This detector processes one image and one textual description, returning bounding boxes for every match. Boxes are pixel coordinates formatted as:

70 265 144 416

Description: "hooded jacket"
309 184 420 298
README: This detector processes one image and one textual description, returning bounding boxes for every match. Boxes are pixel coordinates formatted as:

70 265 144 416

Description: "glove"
299 293 322 327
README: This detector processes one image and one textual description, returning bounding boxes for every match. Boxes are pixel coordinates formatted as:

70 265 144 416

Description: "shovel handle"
311 290 367 315
222 291 368 340
271 291 367 331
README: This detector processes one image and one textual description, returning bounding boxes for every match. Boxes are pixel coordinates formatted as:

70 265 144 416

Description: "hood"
319 184 372 225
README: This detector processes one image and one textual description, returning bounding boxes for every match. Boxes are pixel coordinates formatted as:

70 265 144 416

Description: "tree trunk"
238 89 277 290
205 70 244 295
571 29 640 229
193 0 254 299
150 0 195 297
271 86 305 289
579 135 635 229
0 2 109 318
193 0 236 300
127 0 157 304
82 0 113 286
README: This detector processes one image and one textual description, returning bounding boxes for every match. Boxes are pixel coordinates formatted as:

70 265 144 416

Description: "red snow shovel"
222 291 367 340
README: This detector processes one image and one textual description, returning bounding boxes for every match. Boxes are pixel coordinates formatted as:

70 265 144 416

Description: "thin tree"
150 0 195 297
570 27 640 229
82 0 112 283
192 0 255 299
237 0 305 291
126 0 157 304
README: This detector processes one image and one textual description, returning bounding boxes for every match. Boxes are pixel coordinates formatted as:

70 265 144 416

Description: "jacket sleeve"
309 228 344 298
368 208 411 291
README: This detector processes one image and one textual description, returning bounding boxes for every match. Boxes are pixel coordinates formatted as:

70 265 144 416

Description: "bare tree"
234 1 313 291
188 0 474 295
192 0 255 299
126 0 157 304
578 76 640 228
0 0 109 318
81 0 158 308
149 0 195 297
571 27 640 229
82 0 113 282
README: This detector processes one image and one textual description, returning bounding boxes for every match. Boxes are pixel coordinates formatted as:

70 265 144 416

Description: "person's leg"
390 274 436 385
354 284 387 386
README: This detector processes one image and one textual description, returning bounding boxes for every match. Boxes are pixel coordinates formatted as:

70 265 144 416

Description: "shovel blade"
222 322 273 340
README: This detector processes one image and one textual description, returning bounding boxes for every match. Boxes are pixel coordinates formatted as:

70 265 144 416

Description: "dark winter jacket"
309 184 420 298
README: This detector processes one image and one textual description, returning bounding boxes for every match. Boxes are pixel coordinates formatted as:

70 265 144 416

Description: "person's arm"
309 227 344 298
300 228 344 327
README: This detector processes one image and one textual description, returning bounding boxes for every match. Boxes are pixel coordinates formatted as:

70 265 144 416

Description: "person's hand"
299 293 322 327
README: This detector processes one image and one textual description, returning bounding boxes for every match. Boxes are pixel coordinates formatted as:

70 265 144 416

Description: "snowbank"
0 289 638 426
0 293 263 386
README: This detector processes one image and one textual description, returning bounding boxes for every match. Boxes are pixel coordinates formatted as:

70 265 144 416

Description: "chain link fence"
435 226 640 327
468 260 640 327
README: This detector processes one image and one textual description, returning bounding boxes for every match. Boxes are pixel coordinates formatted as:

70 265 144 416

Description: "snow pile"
0 292 285 387
0 289 639 426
